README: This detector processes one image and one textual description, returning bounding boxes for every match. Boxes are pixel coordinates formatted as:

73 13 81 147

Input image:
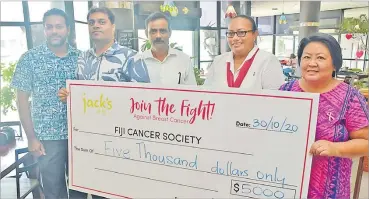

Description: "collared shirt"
10 43 81 140
204 46 285 90
76 42 137 82
125 48 197 85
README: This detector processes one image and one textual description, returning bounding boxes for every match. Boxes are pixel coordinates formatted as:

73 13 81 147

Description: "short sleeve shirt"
76 42 137 82
125 48 197 85
10 43 81 140
204 46 285 90
279 80 369 198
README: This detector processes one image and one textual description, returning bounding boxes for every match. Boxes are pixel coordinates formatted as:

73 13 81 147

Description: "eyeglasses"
226 30 253 38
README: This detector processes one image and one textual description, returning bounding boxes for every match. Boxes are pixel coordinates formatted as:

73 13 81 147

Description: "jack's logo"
236 121 250 128
82 93 112 115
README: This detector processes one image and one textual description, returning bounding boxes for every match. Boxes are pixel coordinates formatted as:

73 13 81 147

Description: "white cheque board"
67 80 319 199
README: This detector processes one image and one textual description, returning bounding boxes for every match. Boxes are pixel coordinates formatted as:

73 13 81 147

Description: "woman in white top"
204 15 285 90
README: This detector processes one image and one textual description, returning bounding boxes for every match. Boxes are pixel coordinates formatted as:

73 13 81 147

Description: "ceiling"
250 1 369 17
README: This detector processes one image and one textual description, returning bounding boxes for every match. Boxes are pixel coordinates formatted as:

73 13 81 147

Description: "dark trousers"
39 140 106 199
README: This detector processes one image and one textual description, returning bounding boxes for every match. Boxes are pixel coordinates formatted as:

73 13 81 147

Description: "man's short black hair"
232 15 257 32
43 8 70 27
145 12 171 31
87 7 115 24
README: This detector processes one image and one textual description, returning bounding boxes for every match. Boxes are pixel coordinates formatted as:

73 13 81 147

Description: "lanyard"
226 49 259 88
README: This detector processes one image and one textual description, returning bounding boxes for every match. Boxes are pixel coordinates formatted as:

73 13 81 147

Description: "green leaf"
193 67 205 85
0 86 16 115
340 15 368 34
1 62 17 115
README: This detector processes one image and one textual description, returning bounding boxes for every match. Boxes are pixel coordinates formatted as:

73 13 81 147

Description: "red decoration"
356 50 364 58
225 12 237 18
225 5 237 18
345 33 353 40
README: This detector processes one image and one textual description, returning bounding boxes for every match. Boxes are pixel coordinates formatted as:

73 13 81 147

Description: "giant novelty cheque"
67 80 319 199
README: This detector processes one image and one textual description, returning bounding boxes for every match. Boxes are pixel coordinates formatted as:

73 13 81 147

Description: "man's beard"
47 36 67 47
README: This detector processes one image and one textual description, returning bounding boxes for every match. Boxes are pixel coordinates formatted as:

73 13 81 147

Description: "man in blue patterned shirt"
57 7 138 199
11 9 81 199
58 7 138 102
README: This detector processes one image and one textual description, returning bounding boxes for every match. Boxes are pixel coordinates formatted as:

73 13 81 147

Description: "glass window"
351 36 367 60
341 34 367 59
295 36 299 54
28 1 65 22
342 60 367 70
319 29 339 34
92 1 101 8
75 23 90 51
344 7 369 18
275 36 294 59
169 30 194 58
1 27 28 63
0 1 24 22
341 33 354 59
319 18 340 29
74 1 88 22
200 2 217 27
276 14 299 35
31 24 46 47
137 29 194 58
220 29 228 53
258 16 274 35
137 29 147 52
257 35 273 54
220 2 228 28
1 26 28 122
200 30 219 61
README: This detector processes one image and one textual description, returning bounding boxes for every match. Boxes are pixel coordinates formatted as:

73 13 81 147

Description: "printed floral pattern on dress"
279 80 369 198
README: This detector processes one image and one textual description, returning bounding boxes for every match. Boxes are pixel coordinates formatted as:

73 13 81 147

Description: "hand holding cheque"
58 87 69 102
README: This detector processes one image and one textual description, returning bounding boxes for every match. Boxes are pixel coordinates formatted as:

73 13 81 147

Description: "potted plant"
339 14 368 62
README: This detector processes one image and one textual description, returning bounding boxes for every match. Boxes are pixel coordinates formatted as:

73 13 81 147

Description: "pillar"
298 1 321 42
295 1 321 77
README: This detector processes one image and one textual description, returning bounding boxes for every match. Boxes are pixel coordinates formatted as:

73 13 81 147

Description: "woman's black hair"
232 15 257 32
297 33 342 77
